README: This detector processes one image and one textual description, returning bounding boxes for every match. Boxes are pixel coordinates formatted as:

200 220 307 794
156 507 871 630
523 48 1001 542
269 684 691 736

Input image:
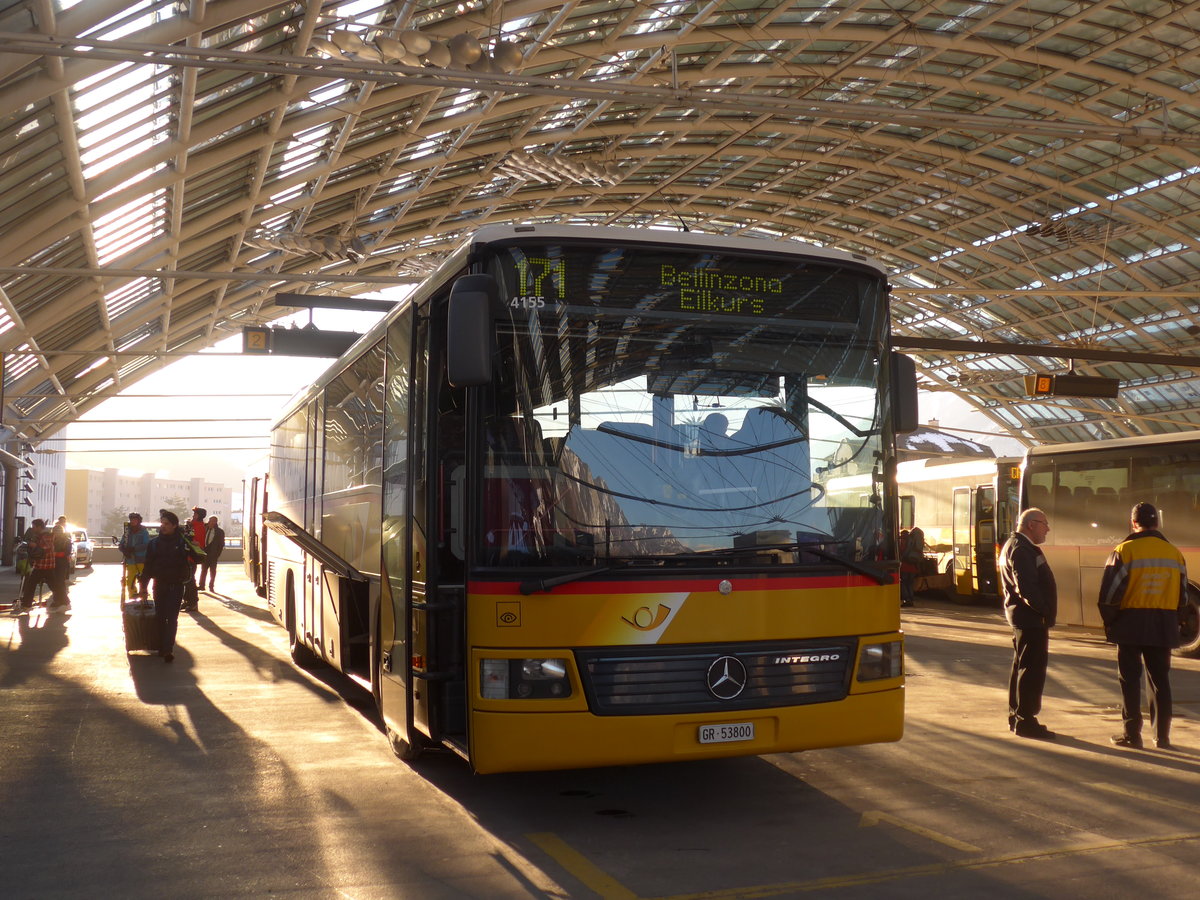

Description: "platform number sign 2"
242 326 271 354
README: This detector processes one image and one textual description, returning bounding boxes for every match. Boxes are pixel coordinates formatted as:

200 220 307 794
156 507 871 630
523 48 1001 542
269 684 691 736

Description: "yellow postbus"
1022 433 1200 656
253 224 918 772
896 457 1021 601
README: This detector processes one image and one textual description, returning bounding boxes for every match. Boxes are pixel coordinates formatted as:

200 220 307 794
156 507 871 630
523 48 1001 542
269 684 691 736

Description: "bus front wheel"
1177 587 1200 658
386 725 426 762
286 587 320 669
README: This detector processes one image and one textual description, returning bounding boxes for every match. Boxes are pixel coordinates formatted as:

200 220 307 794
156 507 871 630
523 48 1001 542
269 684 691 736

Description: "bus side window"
900 495 915 530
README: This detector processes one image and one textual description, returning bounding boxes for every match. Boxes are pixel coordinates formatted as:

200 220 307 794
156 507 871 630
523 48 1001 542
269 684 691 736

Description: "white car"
70 528 94 568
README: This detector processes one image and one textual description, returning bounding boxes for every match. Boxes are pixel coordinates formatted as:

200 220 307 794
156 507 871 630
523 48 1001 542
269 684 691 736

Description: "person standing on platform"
182 507 207 611
899 525 924 608
1098 502 1188 750
998 508 1058 740
200 516 225 592
13 519 54 615
139 510 201 663
48 523 72 612
119 512 151 598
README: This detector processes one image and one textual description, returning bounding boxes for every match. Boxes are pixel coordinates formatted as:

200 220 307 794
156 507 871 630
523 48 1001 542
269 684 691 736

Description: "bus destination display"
500 244 866 322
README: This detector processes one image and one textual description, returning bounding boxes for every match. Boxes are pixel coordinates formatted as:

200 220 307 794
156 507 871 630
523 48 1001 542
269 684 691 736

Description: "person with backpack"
13 519 55 615
118 512 151 598
182 507 207 611
138 510 203 663
899 525 924 608
49 523 73 612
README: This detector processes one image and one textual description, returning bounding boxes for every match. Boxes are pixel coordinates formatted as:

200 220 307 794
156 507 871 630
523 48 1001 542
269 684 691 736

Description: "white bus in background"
1022 432 1200 656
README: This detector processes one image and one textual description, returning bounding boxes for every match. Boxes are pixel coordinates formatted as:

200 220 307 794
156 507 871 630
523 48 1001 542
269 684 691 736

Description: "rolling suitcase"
121 598 160 653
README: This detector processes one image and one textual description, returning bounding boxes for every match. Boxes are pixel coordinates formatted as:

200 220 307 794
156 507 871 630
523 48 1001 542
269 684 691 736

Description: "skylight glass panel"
93 189 167 266
105 276 162 321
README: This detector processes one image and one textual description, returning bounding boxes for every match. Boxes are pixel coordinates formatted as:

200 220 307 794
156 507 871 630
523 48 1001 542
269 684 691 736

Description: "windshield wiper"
793 543 890 585
520 566 614 595
674 540 890 585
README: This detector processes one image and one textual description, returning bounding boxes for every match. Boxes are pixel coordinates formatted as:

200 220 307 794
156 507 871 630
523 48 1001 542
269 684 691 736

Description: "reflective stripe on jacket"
1097 530 1187 647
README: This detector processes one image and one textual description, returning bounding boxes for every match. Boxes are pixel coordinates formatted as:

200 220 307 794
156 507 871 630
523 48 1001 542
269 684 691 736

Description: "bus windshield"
476 241 890 569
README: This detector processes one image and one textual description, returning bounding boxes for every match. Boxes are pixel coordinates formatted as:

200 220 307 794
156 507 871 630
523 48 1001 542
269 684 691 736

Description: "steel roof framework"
3 0 1200 449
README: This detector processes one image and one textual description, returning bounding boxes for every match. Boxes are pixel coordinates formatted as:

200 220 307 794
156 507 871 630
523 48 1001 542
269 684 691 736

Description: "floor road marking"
650 831 1200 899
859 810 982 853
528 829 1200 900
526 832 639 900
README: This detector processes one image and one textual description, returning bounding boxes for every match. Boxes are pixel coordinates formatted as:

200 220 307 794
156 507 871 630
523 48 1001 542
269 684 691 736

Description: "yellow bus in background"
897 457 1020 602
251 224 918 772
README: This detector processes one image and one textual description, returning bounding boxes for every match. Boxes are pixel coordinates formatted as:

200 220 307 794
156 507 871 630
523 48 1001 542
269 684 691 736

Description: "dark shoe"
163 652 174 663
900 600 914 607
1111 734 1143 749
1014 722 1056 740
1155 738 1173 750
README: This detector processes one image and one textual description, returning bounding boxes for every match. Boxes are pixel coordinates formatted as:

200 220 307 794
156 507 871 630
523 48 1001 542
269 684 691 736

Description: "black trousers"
1117 644 1172 742
154 582 186 655
199 559 219 590
1009 626 1049 726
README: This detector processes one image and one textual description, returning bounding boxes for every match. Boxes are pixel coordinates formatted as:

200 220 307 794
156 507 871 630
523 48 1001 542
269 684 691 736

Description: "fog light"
857 641 903 680
481 659 508 699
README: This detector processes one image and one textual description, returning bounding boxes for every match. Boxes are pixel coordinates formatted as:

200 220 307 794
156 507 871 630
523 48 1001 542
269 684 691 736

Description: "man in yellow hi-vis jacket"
1098 502 1188 750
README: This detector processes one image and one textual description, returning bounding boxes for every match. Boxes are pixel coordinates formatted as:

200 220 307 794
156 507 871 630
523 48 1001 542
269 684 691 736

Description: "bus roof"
1025 429 1200 458
467 224 888 276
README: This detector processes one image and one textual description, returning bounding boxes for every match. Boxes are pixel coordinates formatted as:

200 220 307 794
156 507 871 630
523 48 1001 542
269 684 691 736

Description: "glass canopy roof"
3 0 1200 449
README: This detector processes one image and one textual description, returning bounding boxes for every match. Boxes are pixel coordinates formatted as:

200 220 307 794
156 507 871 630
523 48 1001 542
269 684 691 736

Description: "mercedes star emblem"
706 656 748 700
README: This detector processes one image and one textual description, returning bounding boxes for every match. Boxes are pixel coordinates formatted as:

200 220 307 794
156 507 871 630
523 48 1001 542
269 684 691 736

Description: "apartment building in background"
65 468 234 536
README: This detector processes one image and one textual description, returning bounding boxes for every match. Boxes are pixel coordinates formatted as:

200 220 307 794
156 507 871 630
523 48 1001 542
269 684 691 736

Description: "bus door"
951 487 973 596
408 315 467 751
305 396 324 657
974 485 998 595
243 476 260 584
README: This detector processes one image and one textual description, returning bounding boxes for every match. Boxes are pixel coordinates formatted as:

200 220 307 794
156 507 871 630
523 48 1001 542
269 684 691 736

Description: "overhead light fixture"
496 151 619 186
310 28 526 74
244 231 369 263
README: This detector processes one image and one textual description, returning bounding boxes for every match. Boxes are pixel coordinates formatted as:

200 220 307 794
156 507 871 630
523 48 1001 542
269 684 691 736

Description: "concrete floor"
1 565 1197 899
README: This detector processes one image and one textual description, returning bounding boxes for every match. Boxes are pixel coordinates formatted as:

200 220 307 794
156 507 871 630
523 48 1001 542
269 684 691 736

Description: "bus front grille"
576 640 855 716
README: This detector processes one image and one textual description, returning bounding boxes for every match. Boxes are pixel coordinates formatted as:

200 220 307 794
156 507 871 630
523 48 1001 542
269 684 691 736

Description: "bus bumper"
468 686 904 774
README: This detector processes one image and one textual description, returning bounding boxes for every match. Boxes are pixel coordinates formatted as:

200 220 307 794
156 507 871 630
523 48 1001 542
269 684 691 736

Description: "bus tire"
386 725 426 762
1175 587 1200 658
286 580 320 669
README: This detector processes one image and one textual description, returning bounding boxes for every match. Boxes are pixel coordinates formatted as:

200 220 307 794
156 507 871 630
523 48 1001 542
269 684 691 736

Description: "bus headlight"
480 658 572 698
857 641 903 681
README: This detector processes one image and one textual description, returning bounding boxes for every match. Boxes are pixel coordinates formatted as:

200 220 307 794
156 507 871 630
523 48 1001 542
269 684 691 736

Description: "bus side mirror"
447 274 497 387
890 352 919 434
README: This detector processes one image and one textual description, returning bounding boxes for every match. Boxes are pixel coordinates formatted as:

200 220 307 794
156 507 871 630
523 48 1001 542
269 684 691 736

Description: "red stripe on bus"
469 574 890 594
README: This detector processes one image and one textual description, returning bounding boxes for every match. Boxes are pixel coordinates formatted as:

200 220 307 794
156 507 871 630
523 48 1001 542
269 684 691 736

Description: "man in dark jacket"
1098 502 1187 750
998 507 1057 740
200 516 226 592
139 510 201 663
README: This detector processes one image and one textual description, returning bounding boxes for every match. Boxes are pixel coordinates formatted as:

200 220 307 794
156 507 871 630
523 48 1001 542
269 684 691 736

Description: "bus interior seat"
1028 484 1051 510
732 407 799 450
